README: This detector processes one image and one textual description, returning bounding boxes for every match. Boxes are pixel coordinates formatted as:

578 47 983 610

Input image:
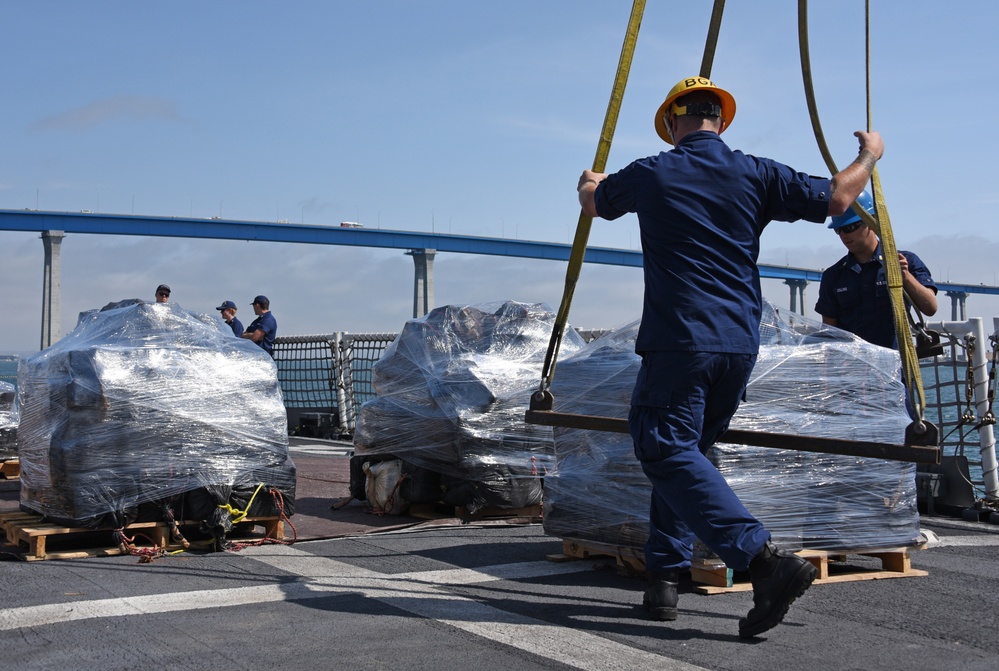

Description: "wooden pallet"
550 537 928 591
550 537 645 573
459 504 542 522
0 510 283 561
692 546 928 594
0 458 19 479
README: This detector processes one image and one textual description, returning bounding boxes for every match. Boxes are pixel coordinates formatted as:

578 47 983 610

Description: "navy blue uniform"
595 131 831 573
226 317 244 338
815 244 936 348
245 312 277 358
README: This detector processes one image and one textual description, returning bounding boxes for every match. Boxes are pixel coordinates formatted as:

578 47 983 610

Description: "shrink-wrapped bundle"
0 380 16 458
17 300 296 531
354 300 585 513
544 302 920 551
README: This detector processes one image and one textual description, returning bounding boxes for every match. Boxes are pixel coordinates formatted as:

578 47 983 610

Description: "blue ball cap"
251 295 269 306
828 190 874 229
215 300 237 311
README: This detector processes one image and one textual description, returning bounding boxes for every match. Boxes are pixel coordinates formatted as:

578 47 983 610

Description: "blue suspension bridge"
2 209 995 349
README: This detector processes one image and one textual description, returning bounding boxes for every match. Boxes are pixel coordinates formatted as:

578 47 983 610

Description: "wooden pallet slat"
459 504 543 522
0 510 283 561
0 458 19 479
550 536 927 591
551 538 644 573
690 556 733 588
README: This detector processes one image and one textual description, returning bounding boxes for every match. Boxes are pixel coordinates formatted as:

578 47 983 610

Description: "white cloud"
31 96 186 132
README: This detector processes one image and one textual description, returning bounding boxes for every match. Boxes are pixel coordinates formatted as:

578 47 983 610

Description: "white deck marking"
927 534 999 547
0 545 710 671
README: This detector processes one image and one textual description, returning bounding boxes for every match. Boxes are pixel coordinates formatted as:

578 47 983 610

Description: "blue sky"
2 1 999 354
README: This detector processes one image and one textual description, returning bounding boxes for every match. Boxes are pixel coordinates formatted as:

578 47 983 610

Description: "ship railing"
272 328 610 438
923 317 999 501
272 321 999 501
4 320 996 498
272 332 396 437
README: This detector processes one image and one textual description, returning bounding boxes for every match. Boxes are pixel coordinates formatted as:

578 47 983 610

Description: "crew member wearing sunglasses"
815 190 937 349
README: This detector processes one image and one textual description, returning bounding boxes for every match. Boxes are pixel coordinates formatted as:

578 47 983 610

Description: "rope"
226 488 298 550
537 0 646 394
217 482 265 524
114 528 168 563
368 472 409 516
962 336 978 425
797 0 928 424
984 335 998 426
108 487 296 561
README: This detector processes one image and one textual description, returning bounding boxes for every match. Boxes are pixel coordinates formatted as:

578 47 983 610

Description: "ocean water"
0 357 17 391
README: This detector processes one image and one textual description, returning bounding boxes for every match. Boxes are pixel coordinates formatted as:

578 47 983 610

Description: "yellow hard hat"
654 76 736 145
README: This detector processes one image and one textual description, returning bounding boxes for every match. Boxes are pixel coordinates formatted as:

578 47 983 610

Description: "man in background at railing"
242 295 277 358
215 300 244 337
154 284 170 303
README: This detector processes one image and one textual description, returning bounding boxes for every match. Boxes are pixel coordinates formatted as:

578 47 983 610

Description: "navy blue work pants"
628 351 770 573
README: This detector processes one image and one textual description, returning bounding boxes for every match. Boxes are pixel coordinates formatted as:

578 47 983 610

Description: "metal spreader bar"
526 391 941 465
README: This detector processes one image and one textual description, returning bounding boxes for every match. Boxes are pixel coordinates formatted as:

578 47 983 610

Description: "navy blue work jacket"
594 131 831 355
245 311 278 357
815 244 937 348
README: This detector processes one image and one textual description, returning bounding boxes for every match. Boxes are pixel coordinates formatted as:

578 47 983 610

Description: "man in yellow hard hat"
577 75 883 638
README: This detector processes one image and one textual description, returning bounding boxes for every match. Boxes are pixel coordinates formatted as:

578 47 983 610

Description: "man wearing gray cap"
215 300 244 337
241 295 277 358
154 284 170 303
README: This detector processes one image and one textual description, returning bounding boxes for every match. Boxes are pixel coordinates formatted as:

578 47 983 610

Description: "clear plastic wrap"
0 380 17 459
543 302 920 552
16 300 296 530
353 300 587 512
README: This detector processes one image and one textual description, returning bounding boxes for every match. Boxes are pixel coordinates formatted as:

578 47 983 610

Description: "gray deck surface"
2 440 997 671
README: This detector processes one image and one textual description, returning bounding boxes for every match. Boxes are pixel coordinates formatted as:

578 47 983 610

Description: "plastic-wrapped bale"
0 380 17 459
16 300 296 531
540 322 651 548
544 302 920 552
354 300 586 513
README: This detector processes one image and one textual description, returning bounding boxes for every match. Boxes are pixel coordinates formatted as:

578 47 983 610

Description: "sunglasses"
157 292 170 297
835 221 864 235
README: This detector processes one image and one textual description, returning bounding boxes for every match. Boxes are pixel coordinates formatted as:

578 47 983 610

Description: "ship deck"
2 438 998 671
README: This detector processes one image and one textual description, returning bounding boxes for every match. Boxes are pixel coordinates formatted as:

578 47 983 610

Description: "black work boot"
738 541 817 638
643 571 679 621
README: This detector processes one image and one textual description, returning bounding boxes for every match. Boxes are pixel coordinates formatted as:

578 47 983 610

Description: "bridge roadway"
2 209 996 329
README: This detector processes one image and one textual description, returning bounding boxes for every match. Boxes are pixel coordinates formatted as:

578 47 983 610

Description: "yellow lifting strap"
537 0 727 394
797 0 928 425
536 0 647 393
526 1 938 460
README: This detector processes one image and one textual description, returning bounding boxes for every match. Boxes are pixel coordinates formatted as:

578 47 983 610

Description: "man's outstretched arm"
829 130 884 216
